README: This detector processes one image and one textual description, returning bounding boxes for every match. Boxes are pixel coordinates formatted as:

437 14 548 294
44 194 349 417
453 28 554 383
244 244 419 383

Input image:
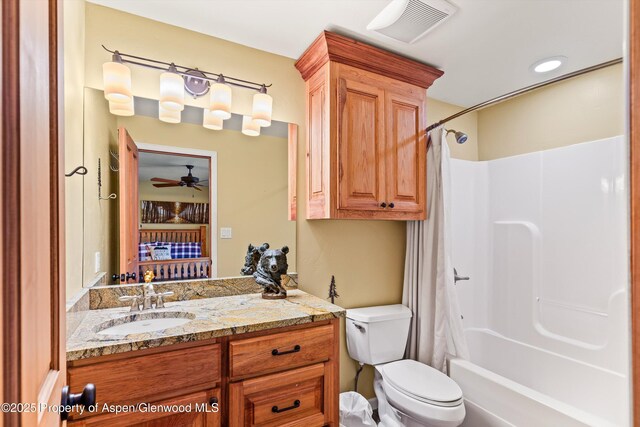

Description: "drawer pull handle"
272 400 300 413
272 344 301 356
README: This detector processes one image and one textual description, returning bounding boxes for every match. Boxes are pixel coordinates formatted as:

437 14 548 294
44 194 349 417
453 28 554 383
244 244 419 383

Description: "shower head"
446 129 468 144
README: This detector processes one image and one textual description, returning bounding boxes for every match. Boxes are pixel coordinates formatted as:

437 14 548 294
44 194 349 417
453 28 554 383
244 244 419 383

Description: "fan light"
109 98 134 116
251 85 273 127
102 52 132 102
159 103 181 124
203 109 224 130
242 115 260 137
159 64 185 111
209 75 232 119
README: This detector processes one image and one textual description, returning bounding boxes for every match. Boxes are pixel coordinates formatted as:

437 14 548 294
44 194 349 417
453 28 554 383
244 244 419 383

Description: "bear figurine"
240 243 269 276
253 245 289 299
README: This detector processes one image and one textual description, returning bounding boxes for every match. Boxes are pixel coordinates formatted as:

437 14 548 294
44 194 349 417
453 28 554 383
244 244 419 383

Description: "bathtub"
448 329 629 427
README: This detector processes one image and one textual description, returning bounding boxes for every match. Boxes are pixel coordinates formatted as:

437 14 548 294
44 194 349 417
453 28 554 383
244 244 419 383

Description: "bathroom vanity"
65 284 344 427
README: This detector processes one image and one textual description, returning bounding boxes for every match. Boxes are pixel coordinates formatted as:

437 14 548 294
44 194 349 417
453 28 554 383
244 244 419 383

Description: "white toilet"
346 305 465 427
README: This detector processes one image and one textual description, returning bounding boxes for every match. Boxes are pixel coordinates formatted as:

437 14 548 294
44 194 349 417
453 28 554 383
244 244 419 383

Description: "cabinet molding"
295 31 443 89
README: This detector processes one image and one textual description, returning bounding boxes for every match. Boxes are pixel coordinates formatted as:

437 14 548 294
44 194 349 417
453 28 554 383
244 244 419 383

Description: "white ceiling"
87 0 624 107
138 151 209 186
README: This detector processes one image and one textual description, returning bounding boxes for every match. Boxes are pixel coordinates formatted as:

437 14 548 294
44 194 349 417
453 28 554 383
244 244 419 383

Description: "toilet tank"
346 305 412 365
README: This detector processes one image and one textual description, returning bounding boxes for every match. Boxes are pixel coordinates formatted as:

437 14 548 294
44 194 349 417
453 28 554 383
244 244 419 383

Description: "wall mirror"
80 87 297 286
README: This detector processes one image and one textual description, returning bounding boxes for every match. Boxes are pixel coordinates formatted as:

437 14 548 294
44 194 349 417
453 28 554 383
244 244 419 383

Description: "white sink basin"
96 312 195 336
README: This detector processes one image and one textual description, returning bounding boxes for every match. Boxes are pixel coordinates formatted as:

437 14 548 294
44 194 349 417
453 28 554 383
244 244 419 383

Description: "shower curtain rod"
425 58 623 133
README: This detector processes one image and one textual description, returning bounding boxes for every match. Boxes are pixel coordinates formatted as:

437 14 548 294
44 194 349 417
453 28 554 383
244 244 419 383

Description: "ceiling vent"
367 0 458 44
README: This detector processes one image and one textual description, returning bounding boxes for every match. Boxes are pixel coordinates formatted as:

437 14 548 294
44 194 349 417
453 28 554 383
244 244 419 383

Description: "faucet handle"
155 291 174 308
119 295 141 311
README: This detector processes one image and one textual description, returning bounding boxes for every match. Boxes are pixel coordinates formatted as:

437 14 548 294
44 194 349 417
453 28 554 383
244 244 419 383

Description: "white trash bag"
339 391 377 427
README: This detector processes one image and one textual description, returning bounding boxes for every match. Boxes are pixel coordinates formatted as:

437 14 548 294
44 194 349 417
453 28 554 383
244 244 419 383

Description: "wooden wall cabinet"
295 31 443 220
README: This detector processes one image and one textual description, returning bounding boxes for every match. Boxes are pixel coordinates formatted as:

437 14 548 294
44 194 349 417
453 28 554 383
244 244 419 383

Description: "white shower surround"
447 136 630 426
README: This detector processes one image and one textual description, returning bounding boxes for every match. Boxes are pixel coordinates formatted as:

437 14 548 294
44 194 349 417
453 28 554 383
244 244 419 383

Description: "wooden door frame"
136 142 219 278
630 0 639 424
2 0 64 424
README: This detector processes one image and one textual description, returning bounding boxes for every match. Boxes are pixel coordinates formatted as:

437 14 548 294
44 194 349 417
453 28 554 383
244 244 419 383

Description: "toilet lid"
381 360 463 406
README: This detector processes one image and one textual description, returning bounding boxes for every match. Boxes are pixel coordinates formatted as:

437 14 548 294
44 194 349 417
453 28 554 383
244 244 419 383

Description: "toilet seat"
379 359 463 407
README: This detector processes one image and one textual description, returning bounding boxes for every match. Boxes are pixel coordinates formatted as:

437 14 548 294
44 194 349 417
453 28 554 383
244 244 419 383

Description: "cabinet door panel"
337 75 385 211
69 389 220 427
385 90 426 215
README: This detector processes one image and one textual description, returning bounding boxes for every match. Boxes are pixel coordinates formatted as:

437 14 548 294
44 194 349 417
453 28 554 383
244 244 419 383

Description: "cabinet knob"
389 202 395 208
60 384 96 421
380 202 387 208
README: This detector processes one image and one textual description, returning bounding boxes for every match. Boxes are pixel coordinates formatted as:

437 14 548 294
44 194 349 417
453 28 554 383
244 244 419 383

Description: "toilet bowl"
345 305 465 427
375 360 465 427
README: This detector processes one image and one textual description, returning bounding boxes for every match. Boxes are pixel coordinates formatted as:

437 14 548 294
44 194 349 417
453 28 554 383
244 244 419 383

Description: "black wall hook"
65 166 88 177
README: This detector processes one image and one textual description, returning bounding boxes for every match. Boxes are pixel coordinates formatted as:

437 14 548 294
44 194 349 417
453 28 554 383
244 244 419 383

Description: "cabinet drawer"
68 343 220 419
229 325 333 379
229 363 326 427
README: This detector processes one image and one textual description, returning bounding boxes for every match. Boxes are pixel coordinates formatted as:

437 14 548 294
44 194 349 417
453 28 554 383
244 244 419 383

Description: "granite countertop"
67 289 345 361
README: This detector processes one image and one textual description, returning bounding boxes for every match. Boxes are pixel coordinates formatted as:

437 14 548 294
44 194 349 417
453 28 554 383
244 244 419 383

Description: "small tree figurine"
328 275 339 304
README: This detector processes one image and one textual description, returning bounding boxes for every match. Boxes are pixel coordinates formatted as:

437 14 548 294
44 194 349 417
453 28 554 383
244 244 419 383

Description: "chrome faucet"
118 270 174 312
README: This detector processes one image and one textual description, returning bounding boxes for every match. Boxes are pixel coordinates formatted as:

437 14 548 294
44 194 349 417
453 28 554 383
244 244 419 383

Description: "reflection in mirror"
82 87 296 285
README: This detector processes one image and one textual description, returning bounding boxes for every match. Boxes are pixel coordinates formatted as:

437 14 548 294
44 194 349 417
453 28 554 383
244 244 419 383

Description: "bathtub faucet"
454 268 470 284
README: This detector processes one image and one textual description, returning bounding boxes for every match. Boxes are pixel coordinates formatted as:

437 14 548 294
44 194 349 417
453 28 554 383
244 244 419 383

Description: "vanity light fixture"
531 56 566 73
241 115 261 137
203 109 224 130
251 85 273 127
209 75 232 119
159 64 185 111
101 45 273 129
108 98 134 116
159 104 181 124
102 51 132 103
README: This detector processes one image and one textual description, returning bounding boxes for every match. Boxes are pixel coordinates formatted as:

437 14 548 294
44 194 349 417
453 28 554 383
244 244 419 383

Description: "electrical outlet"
95 252 101 273
220 227 232 239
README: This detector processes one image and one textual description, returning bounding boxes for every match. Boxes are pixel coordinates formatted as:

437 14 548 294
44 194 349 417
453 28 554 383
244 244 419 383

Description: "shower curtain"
403 126 469 372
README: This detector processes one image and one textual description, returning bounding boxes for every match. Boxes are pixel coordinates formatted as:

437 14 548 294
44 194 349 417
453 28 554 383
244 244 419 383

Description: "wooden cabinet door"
336 71 386 213
69 389 220 427
229 364 327 427
118 128 140 281
384 89 426 216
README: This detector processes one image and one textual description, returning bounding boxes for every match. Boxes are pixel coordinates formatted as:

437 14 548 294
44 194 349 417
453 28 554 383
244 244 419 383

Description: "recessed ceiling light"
530 56 567 73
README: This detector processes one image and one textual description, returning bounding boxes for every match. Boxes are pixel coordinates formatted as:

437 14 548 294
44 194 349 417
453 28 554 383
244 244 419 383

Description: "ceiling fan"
150 165 207 191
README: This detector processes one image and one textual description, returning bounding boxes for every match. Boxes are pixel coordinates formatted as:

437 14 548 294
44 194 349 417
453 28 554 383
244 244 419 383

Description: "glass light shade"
108 98 134 116
209 83 232 119
159 71 185 111
241 115 260 137
159 104 181 124
203 109 224 130
251 92 273 127
102 61 132 102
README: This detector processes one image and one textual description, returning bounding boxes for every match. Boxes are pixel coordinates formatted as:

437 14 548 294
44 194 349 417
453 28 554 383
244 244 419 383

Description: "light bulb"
159 103 181 124
159 66 184 111
209 77 232 119
251 90 272 127
108 98 134 116
203 109 224 130
103 59 132 102
242 115 260 137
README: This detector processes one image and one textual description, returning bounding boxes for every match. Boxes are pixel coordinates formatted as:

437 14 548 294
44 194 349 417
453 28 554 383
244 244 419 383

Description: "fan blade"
193 186 202 191
151 177 180 183
153 183 181 188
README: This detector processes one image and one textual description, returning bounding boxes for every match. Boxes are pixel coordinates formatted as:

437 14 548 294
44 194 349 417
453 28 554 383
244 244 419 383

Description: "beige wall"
116 114 296 278
427 98 479 161
63 0 86 297
81 3 478 397
82 89 118 286
478 63 624 160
